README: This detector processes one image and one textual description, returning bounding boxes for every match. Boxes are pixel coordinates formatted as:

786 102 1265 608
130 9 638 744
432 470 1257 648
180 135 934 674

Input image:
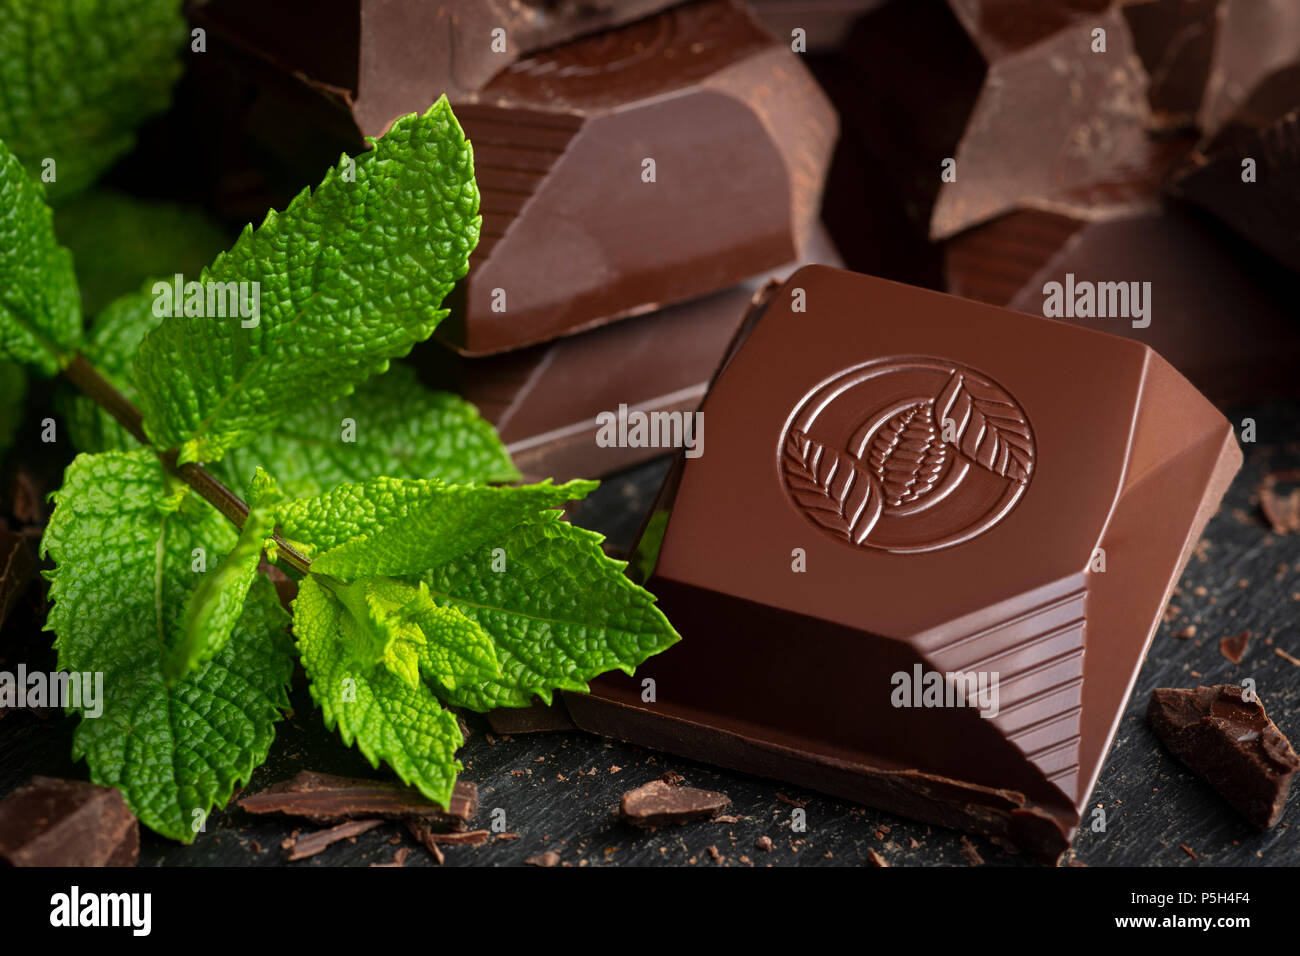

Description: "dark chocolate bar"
1172 110 1300 273
931 3 1174 238
0 777 139 867
416 224 842 481
566 265 1241 862
193 0 838 354
1197 0 1300 147
944 207 1300 405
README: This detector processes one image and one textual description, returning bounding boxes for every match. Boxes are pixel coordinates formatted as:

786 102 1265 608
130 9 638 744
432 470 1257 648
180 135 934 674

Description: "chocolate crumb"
1181 844 1198 859
1275 648 1300 667
959 836 984 866
1220 630 1250 663
775 792 811 808
657 771 685 786
868 848 889 867
1173 625 1197 639
756 835 774 852
525 850 561 867
1259 471 1300 534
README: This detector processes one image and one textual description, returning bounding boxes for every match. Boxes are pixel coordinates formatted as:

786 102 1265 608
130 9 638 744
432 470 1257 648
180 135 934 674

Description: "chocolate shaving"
285 819 382 861
238 771 476 826
1219 630 1250 664
1148 685 1300 828
620 779 731 829
868 848 890 867
405 823 446 866
959 835 985 866
0 777 138 867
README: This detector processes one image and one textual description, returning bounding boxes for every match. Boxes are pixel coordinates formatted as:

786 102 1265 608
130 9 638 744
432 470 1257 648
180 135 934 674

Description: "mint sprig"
2 98 681 835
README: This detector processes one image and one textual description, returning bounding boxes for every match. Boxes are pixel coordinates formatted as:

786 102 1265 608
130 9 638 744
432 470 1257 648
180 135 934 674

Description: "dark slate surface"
2 398 1298 868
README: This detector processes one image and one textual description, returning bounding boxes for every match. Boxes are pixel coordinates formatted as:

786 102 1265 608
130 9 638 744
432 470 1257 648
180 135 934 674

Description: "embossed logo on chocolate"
778 358 1035 553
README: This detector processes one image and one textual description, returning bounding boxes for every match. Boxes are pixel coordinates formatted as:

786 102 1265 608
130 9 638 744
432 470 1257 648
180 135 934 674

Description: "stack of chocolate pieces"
188 0 842 480
187 0 1295 862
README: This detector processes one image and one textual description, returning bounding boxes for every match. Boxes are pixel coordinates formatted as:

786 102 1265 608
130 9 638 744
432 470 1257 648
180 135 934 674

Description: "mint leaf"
53 189 231 315
63 290 515 491
42 449 293 841
316 575 500 693
0 139 82 374
167 505 276 686
278 477 595 575
421 515 680 709
133 99 480 464
294 575 464 807
213 363 518 496
0 0 184 199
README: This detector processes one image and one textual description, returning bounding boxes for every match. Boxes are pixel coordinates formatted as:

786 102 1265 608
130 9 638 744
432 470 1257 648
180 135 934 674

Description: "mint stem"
61 354 313 575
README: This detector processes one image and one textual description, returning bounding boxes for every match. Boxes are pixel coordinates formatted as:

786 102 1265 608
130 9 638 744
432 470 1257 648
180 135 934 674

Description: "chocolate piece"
1172 110 1300 273
1198 0 1300 146
285 819 383 861
568 264 1241 862
1120 0 1218 129
484 701 576 735
419 225 842 482
406 822 446 864
1148 685 1300 828
1219 630 1250 663
195 0 837 354
619 778 731 827
1259 471 1300 535
406 827 490 846
238 771 477 825
0 777 138 867
525 850 561 866
932 5 1172 239
945 207 1300 406
188 0 679 112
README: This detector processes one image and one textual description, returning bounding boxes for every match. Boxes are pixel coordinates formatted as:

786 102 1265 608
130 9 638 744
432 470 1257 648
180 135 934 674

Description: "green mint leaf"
0 139 82 374
53 189 231 315
420 515 680 710
42 449 293 841
166 506 276 686
278 477 596 575
133 98 480 464
213 363 518 496
63 290 514 492
0 0 184 200
317 574 500 692
294 575 463 807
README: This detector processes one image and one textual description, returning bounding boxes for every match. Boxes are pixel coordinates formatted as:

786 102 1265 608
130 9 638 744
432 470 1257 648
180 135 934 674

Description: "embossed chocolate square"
565 265 1242 863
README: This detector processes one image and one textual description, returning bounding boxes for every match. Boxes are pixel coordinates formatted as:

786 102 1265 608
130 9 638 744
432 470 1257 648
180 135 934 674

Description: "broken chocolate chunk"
620 778 731 828
1148 685 1300 828
1197 0 1300 146
238 771 477 826
1173 110 1300 274
0 777 138 867
931 5 1167 238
